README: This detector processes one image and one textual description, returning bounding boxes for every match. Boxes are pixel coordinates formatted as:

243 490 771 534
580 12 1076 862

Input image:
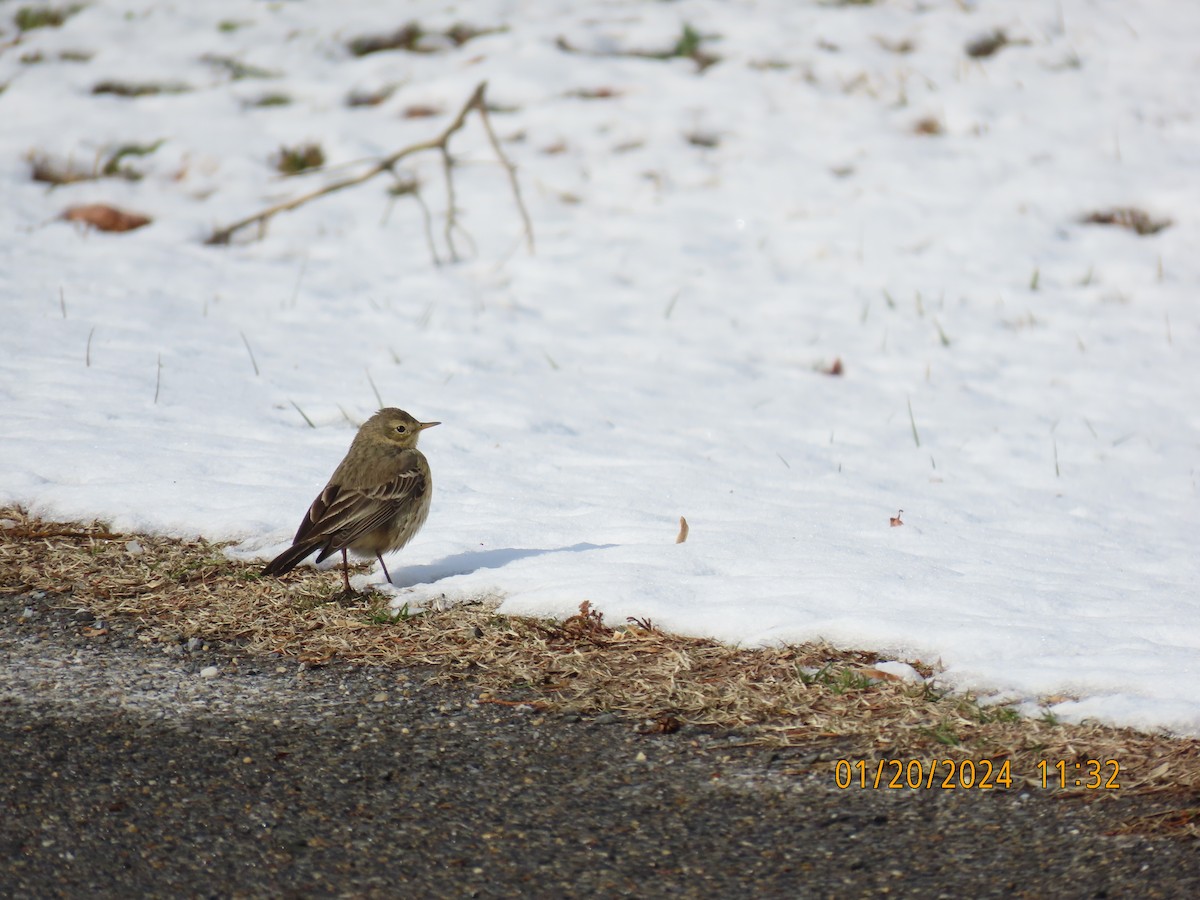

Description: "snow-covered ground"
3 0 1197 735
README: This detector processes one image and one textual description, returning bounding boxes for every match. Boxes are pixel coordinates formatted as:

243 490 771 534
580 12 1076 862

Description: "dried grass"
1083 206 1172 236
2 506 1197 834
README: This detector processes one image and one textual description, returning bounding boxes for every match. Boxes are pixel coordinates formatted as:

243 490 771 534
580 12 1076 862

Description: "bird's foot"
335 586 373 605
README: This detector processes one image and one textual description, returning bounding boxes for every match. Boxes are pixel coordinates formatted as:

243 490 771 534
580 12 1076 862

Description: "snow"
2 0 1198 735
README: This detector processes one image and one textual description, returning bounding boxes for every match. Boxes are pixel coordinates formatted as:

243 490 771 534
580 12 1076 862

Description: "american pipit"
263 408 438 593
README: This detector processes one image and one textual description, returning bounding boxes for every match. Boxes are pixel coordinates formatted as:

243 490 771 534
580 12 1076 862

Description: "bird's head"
364 408 440 449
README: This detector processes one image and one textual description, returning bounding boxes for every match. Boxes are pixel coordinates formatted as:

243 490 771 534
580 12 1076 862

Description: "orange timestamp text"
834 758 1122 791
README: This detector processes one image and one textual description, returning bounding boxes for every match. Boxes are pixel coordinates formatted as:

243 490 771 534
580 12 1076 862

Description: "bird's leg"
377 554 393 586
341 548 351 594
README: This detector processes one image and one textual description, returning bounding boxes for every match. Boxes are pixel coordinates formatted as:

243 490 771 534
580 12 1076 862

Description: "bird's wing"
292 481 340 545
295 461 428 557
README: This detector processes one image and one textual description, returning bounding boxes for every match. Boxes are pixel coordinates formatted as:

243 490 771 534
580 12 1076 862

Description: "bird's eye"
395 425 407 434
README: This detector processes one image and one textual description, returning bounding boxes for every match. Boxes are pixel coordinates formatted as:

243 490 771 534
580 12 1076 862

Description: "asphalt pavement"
2 591 1197 899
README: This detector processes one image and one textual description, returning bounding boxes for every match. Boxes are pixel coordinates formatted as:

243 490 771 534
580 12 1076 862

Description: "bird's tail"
262 541 323 577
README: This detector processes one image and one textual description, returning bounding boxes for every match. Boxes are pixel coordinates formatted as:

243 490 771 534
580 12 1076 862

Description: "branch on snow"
205 81 534 262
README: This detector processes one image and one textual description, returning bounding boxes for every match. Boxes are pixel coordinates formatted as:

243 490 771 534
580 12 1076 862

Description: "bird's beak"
417 421 441 430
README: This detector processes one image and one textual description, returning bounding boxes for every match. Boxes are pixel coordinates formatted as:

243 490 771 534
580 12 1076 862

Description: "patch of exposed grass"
347 22 505 57
684 130 720 149
28 140 163 186
19 48 93 64
966 29 1009 59
799 662 876 694
2 505 1198 828
93 80 191 98
917 721 963 747
28 152 90 185
965 29 1032 59
346 84 398 108
101 140 163 178
348 22 423 56
202 53 279 81
1083 207 1171 236
15 4 82 31
273 143 325 175
248 92 291 108
443 23 503 47
557 23 720 73
672 23 705 61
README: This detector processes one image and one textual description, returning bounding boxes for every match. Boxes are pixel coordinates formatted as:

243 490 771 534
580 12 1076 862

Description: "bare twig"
475 96 535 254
411 182 441 266
439 144 459 261
206 81 534 260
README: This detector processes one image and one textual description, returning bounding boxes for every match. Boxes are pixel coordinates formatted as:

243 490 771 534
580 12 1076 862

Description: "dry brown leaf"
676 516 689 544
913 116 944 136
402 104 442 119
566 87 623 100
637 713 682 734
62 204 151 233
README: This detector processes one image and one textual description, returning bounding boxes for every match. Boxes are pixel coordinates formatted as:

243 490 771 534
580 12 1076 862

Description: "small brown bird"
263 408 439 593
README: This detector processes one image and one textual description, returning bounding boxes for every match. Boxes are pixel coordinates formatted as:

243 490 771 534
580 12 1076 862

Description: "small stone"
200 666 219 679
186 638 203 652
372 692 388 703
